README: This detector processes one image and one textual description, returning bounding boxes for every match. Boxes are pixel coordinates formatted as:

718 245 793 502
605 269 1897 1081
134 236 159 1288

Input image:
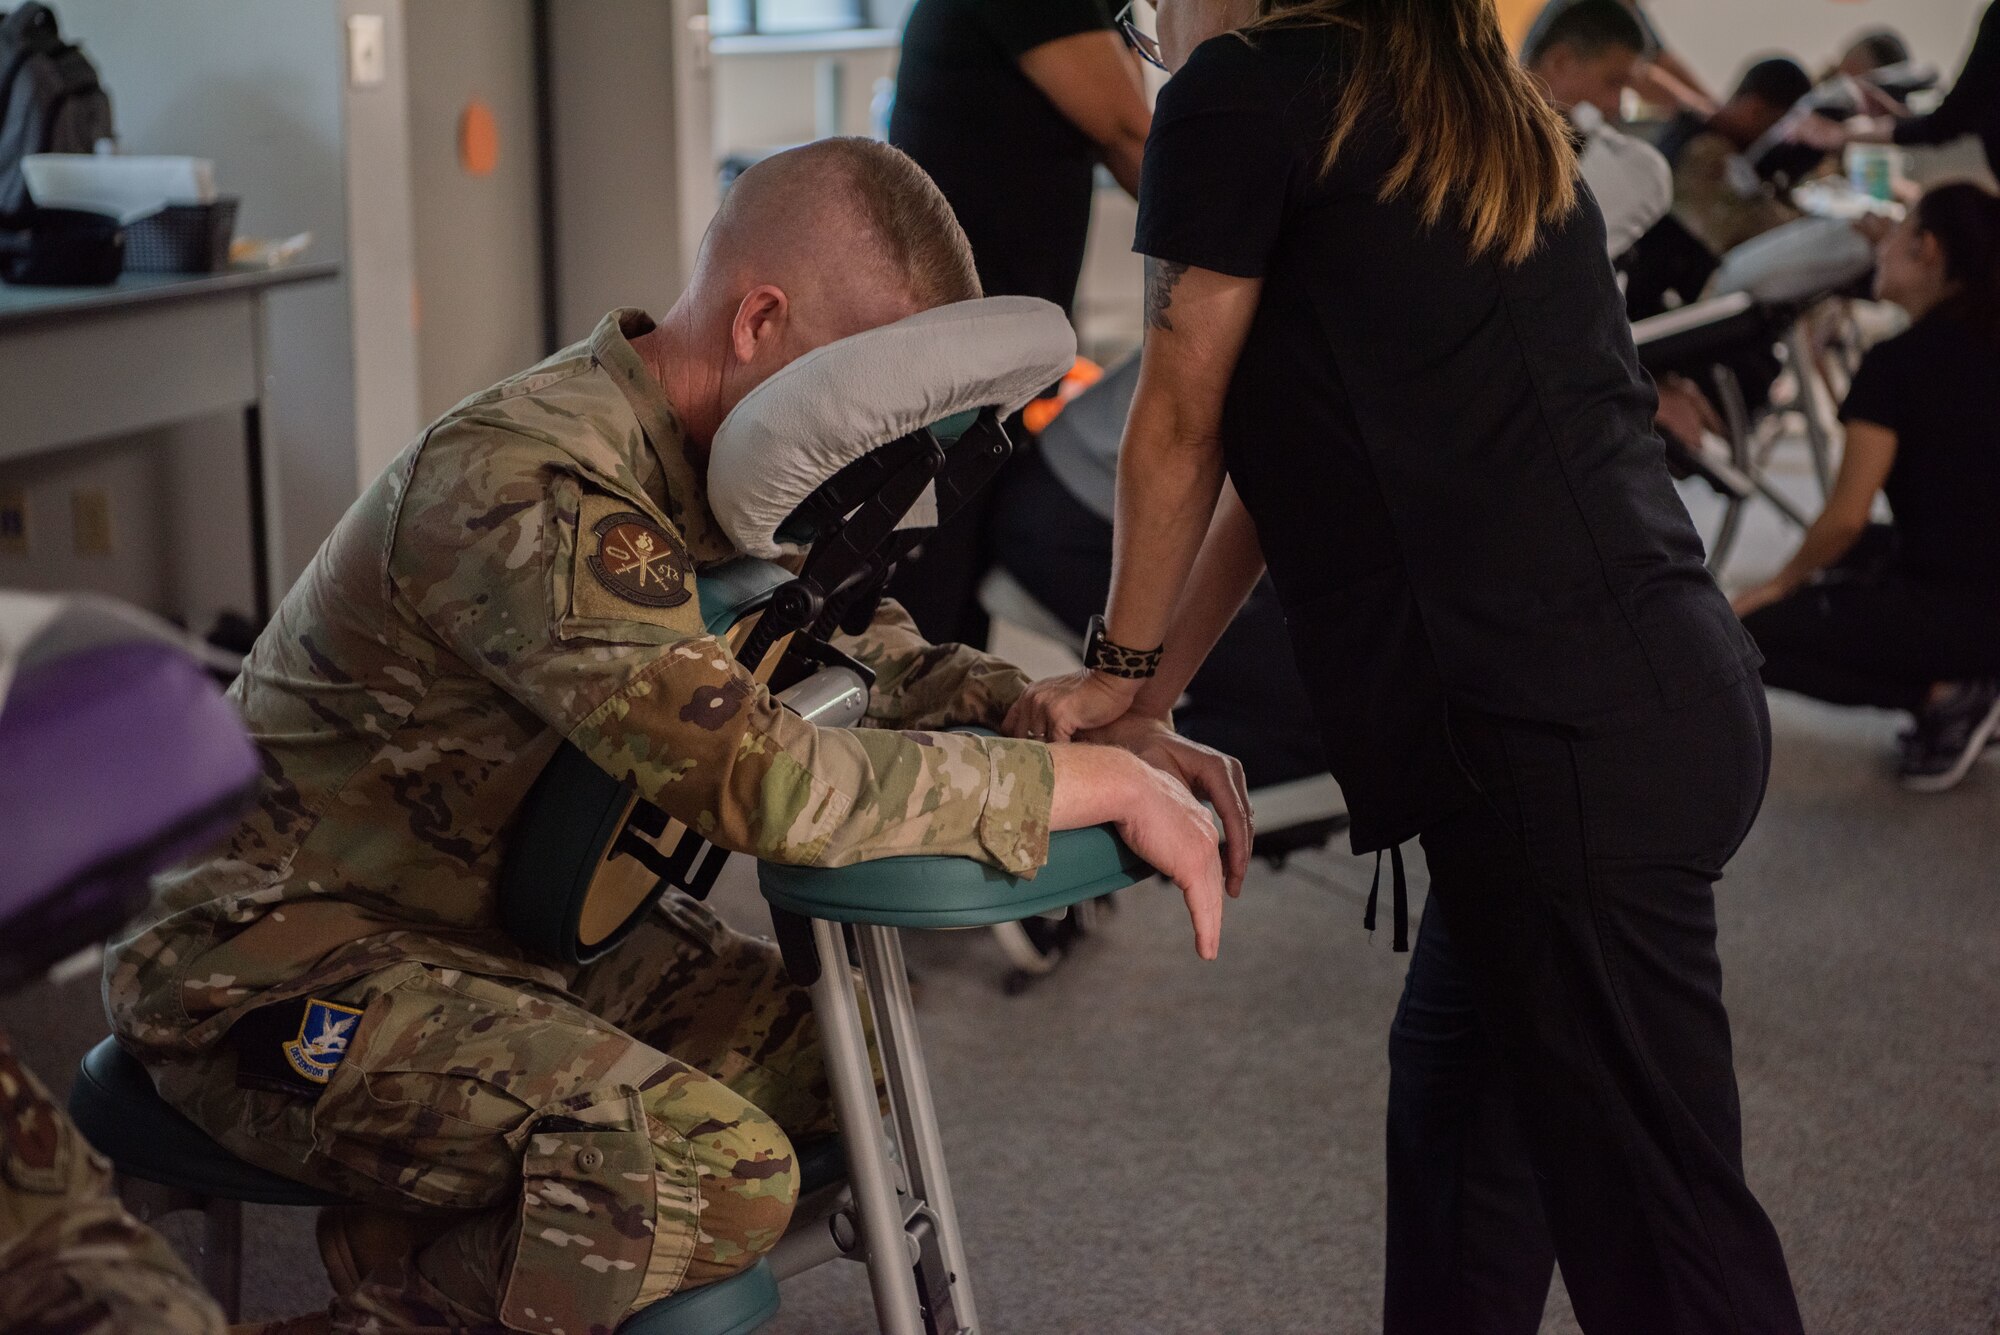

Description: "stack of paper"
20 155 216 224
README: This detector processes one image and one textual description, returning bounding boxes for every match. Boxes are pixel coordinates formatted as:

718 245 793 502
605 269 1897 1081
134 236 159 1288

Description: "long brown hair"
1914 181 2000 345
1248 0 1579 265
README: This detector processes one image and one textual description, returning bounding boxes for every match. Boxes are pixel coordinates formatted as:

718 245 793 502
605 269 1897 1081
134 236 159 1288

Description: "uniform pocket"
305 970 620 1211
501 1099 659 1332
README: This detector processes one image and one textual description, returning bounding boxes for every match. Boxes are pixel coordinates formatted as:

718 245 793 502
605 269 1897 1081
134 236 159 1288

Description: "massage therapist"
1008 2 1803 1331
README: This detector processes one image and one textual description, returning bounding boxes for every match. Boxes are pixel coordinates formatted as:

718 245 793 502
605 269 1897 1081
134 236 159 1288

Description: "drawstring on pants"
1364 844 1410 952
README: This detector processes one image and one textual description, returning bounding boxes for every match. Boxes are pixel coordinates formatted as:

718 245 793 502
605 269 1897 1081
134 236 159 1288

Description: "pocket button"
577 1147 604 1172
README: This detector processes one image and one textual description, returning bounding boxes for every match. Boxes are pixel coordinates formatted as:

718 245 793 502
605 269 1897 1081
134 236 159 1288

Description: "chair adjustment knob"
770 580 824 630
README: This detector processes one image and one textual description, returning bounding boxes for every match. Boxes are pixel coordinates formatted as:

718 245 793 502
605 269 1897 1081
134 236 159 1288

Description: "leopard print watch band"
1083 614 1164 680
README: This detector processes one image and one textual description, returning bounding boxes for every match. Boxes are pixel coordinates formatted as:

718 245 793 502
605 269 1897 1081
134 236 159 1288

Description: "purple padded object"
0 641 258 988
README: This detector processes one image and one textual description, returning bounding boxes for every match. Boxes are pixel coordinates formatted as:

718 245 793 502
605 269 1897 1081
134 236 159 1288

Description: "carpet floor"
5 465 1995 1332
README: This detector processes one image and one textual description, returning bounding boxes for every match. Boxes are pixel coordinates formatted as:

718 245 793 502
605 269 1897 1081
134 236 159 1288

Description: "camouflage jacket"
0 1030 225 1333
105 310 1053 1060
1670 130 1800 258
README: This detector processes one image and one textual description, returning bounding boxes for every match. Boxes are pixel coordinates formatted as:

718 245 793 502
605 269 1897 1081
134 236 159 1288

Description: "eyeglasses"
1116 0 1167 72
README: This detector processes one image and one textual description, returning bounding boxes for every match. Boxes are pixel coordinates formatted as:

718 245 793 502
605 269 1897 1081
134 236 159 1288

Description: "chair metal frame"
1635 291 1845 576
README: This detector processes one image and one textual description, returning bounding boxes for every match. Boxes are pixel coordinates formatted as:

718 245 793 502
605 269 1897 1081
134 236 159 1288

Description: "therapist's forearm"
1769 514 1868 595
1635 59 1716 118
1100 134 1146 198
1846 116 1895 144
1105 383 1228 661
1132 483 1266 720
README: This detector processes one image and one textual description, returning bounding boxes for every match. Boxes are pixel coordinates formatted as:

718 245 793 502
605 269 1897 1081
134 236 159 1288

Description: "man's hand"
1081 715 1254 900
1048 744 1226 959
1004 668 1142 743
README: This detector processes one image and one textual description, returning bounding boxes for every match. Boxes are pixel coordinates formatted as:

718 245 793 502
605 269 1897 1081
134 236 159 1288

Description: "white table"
0 263 339 621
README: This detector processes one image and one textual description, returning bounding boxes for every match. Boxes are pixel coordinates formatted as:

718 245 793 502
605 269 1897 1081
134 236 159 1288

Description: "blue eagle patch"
281 998 364 1084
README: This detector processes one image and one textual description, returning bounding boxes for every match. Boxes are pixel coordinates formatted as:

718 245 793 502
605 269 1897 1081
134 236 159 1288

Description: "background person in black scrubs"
1007 1 1803 1331
1735 182 2000 793
1802 1 2000 176
887 0 1153 646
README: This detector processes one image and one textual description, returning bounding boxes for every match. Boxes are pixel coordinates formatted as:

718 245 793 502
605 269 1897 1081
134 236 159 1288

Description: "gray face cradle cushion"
707 296 1078 560
1711 215 1875 307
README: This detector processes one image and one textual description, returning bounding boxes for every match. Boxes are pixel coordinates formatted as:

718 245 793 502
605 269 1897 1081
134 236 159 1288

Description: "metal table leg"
809 917 925 1335
243 401 271 625
242 295 286 627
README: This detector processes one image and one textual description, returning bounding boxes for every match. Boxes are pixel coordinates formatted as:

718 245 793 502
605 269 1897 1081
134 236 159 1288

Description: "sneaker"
1899 680 2000 792
1899 718 2000 755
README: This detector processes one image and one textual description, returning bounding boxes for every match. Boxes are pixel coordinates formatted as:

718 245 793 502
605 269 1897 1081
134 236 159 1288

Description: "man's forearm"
835 599 1029 729
569 637 1053 874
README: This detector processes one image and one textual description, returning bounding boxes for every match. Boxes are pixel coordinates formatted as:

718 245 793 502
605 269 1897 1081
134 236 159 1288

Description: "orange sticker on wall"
459 98 499 177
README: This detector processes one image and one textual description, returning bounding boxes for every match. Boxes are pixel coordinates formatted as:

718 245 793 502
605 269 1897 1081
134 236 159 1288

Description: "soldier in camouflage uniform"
0 1028 227 1335
101 139 1236 1335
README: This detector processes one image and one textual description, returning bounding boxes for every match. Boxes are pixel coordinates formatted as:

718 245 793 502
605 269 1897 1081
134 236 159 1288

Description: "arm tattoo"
1145 258 1190 333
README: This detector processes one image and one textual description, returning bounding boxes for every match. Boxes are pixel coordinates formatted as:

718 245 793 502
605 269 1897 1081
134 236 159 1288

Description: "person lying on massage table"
99 138 1248 1335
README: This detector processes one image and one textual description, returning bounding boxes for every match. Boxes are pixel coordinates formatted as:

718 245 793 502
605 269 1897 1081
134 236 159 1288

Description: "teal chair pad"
68 1037 343 1207
620 1260 780 1335
760 822 1153 928
698 557 790 635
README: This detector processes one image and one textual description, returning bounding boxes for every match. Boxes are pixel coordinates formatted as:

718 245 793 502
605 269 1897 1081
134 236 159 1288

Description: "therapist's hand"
1731 580 1791 618
1083 715 1254 900
1787 113 1850 154
1004 668 1142 743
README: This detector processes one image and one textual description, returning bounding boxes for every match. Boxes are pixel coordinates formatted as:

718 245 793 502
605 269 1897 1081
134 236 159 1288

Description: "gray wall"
547 0 715 346
404 0 545 419
340 0 425 490
1664 0 1986 99
0 0 354 632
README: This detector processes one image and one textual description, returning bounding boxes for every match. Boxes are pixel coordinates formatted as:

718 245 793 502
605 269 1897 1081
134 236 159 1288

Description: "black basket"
126 197 238 273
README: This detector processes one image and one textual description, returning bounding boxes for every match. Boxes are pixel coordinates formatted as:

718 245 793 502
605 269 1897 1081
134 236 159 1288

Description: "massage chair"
47 298 1171 1335
495 294 1165 1334
1637 213 1881 572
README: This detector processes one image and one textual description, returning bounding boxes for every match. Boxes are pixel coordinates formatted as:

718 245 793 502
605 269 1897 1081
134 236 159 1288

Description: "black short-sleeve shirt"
1893 1 1999 175
1840 312 2000 591
892 0 1115 311
1136 26 1758 851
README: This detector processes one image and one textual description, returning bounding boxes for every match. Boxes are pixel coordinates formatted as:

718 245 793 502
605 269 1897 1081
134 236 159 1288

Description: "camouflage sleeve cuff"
976 663 1033 728
975 735 1055 877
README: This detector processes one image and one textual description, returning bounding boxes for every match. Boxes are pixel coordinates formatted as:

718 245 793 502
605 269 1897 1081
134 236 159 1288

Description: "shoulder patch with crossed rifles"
588 512 693 609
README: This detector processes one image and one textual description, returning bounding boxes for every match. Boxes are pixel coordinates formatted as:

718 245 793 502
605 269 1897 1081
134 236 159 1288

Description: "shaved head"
639 138 983 451
693 137 980 345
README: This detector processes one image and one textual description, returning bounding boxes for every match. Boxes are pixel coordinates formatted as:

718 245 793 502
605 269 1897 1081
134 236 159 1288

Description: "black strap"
1363 845 1411 953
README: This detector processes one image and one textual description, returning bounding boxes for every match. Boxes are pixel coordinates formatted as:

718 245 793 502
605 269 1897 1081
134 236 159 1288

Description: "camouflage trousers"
0 1028 227 1335
153 896 841 1334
